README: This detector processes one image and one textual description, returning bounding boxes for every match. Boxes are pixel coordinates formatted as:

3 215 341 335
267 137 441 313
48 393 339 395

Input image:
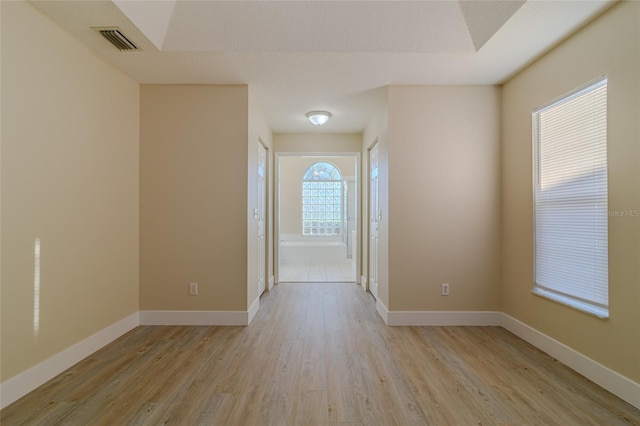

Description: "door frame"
257 138 269 295
367 139 379 298
274 152 361 284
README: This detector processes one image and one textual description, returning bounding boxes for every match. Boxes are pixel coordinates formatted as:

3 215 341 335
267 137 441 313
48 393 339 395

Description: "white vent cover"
92 27 140 51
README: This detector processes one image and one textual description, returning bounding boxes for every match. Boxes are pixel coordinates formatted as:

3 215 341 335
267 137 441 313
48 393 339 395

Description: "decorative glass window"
533 77 608 318
302 162 342 236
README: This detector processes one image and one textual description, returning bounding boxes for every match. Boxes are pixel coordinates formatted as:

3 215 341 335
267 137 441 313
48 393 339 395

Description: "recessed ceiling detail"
28 0 616 133
158 1 474 53
112 0 176 50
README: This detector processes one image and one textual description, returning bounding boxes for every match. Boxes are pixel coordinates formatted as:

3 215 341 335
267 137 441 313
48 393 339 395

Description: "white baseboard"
375 299 389 325
501 313 640 410
268 276 275 291
140 310 251 326
387 310 502 326
360 275 367 292
3 307 637 412
247 298 260 325
374 308 639 409
0 312 139 410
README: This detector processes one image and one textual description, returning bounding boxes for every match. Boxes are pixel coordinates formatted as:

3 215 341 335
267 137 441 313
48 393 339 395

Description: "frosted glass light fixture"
306 111 331 126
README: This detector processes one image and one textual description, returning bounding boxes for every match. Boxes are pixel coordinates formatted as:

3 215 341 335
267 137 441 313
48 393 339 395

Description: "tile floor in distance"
279 262 356 282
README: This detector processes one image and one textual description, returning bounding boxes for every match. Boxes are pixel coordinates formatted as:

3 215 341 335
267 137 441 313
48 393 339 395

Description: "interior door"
369 142 379 299
257 141 267 296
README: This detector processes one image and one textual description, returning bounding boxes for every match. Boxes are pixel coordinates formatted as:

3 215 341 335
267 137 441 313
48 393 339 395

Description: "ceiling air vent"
93 27 140 51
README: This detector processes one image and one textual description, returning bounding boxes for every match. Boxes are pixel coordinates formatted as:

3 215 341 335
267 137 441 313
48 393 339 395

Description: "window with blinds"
532 77 609 318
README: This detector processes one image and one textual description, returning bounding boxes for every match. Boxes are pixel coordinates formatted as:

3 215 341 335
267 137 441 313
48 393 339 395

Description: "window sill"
532 287 609 319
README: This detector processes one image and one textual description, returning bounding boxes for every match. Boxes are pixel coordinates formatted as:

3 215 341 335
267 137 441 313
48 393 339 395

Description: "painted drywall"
1 1 139 382
501 0 640 383
1 1 4 378
274 133 362 153
139 85 249 312
362 94 390 306
387 85 501 312
247 88 274 307
279 156 356 236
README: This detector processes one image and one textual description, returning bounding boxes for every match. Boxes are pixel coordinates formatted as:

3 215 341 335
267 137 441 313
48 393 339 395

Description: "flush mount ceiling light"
306 111 332 126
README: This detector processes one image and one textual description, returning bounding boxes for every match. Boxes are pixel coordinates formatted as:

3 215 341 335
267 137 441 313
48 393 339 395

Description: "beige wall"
248 89 274 305
1 1 139 382
387 85 501 311
279 156 356 236
501 1 640 382
139 85 249 311
274 133 362 153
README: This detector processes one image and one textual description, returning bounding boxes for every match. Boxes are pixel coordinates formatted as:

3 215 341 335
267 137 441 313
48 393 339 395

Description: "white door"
369 143 379 299
257 141 267 296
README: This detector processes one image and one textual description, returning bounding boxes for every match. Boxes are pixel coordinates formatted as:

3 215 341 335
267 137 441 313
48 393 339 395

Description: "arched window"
302 162 342 236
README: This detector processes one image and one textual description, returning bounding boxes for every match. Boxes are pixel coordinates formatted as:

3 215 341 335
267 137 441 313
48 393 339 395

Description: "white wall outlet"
189 282 198 295
441 283 450 296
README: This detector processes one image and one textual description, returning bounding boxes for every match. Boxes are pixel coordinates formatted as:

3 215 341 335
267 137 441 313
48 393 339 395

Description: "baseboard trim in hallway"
2 307 259 409
385 309 502 326
3 293 639 415
376 305 639 409
0 312 139 410
501 313 640 410
140 309 254 326
3 284 638 424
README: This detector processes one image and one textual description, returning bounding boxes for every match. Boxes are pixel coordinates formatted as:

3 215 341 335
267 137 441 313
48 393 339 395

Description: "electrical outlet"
189 282 198 295
441 283 450 296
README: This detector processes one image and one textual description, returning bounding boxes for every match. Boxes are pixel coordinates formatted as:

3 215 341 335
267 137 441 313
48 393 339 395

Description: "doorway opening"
277 154 359 283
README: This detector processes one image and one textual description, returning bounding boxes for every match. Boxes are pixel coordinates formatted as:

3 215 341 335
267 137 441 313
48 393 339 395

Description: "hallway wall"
1 0 139 384
387 85 501 312
274 133 361 153
140 85 249 312
501 0 640 384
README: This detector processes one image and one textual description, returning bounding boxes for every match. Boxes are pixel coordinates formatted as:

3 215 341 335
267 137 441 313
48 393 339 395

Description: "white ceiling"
30 0 616 133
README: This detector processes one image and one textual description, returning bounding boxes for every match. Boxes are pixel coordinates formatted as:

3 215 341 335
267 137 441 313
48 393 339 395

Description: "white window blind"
533 77 609 318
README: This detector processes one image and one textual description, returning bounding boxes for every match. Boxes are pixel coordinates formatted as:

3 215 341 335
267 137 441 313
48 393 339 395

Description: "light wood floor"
2 283 639 425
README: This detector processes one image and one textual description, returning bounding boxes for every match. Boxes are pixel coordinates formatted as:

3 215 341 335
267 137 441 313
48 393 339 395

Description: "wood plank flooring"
2 283 639 425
